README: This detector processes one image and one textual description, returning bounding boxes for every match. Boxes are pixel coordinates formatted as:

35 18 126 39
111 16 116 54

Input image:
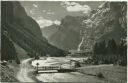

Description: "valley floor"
77 65 127 83
15 57 127 83
16 58 35 82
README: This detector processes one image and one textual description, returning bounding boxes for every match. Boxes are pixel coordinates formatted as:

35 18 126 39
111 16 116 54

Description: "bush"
35 55 40 60
1 61 7 66
84 58 94 65
75 62 81 68
1 34 17 61
92 39 127 66
96 72 104 78
15 57 20 64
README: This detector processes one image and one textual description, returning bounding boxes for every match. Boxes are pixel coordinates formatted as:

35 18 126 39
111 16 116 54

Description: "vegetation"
92 38 127 66
96 72 104 78
78 2 127 55
74 62 81 68
0 64 19 82
90 2 127 66
1 33 20 64
1 34 15 61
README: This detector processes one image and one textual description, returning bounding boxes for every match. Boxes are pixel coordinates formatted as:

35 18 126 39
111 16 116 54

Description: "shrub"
75 62 81 68
15 57 20 64
1 61 7 66
92 39 127 66
96 72 104 78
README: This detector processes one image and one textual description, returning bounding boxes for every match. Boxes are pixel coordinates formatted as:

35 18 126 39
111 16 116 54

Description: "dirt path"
16 58 35 82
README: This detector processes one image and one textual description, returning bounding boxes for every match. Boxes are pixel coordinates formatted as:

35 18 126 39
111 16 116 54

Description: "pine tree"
93 42 98 55
92 42 99 64
110 39 117 54
100 40 106 55
1 34 16 61
106 39 117 64
118 39 127 66
107 39 116 54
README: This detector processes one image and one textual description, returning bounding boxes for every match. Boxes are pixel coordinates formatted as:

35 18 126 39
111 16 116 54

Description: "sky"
20 1 103 28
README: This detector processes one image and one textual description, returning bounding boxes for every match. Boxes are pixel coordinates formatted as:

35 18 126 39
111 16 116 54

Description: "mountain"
1 1 66 59
47 15 86 50
78 2 127 51
41 24 59 39
97 2 127 42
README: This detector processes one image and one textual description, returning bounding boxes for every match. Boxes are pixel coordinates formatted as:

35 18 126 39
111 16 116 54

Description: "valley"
1 1 127 83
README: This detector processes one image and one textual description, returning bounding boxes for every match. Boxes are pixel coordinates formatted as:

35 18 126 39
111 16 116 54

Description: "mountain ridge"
1 1 66 59
79 2 127 51
44 15 87 50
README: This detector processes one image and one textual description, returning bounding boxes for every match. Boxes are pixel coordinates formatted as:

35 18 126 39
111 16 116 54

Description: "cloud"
36 17 61 28
61 1 91 14
30 9 36 15
42 10 46 13
33 4 38 8
54 20 61 25
46 12 55 15
42 10 55 15
36 17 53 28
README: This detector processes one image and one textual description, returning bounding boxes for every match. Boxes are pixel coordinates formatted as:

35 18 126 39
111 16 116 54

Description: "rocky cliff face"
47 15 86 50
79 2 127 52
1 1 66 57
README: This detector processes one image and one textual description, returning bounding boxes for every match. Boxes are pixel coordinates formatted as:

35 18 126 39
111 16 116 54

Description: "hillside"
79 2 127 51
1 1 66 59
47 15 86 50
1 34 19 62
41 24 59 39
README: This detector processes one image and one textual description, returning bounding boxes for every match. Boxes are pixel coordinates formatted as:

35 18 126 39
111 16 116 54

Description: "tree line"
92 38 127 66
1 33 20 64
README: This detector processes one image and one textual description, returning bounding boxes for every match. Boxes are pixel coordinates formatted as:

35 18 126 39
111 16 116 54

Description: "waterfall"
77 37 84 51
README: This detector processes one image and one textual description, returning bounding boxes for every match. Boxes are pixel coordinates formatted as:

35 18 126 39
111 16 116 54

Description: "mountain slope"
41 24 59 39
1 1 66 57
48 15 86 50
79 2 127 51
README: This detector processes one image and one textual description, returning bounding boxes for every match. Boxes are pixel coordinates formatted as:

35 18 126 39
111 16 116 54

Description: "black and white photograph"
0 0 127 82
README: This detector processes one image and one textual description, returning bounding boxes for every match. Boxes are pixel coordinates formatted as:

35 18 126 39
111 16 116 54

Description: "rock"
79 2 127 51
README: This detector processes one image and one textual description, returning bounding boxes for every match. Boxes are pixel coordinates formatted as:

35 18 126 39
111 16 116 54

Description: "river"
31 57 106 82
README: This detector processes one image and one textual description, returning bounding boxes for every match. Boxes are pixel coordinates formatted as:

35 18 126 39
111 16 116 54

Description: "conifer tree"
1 34 16 61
